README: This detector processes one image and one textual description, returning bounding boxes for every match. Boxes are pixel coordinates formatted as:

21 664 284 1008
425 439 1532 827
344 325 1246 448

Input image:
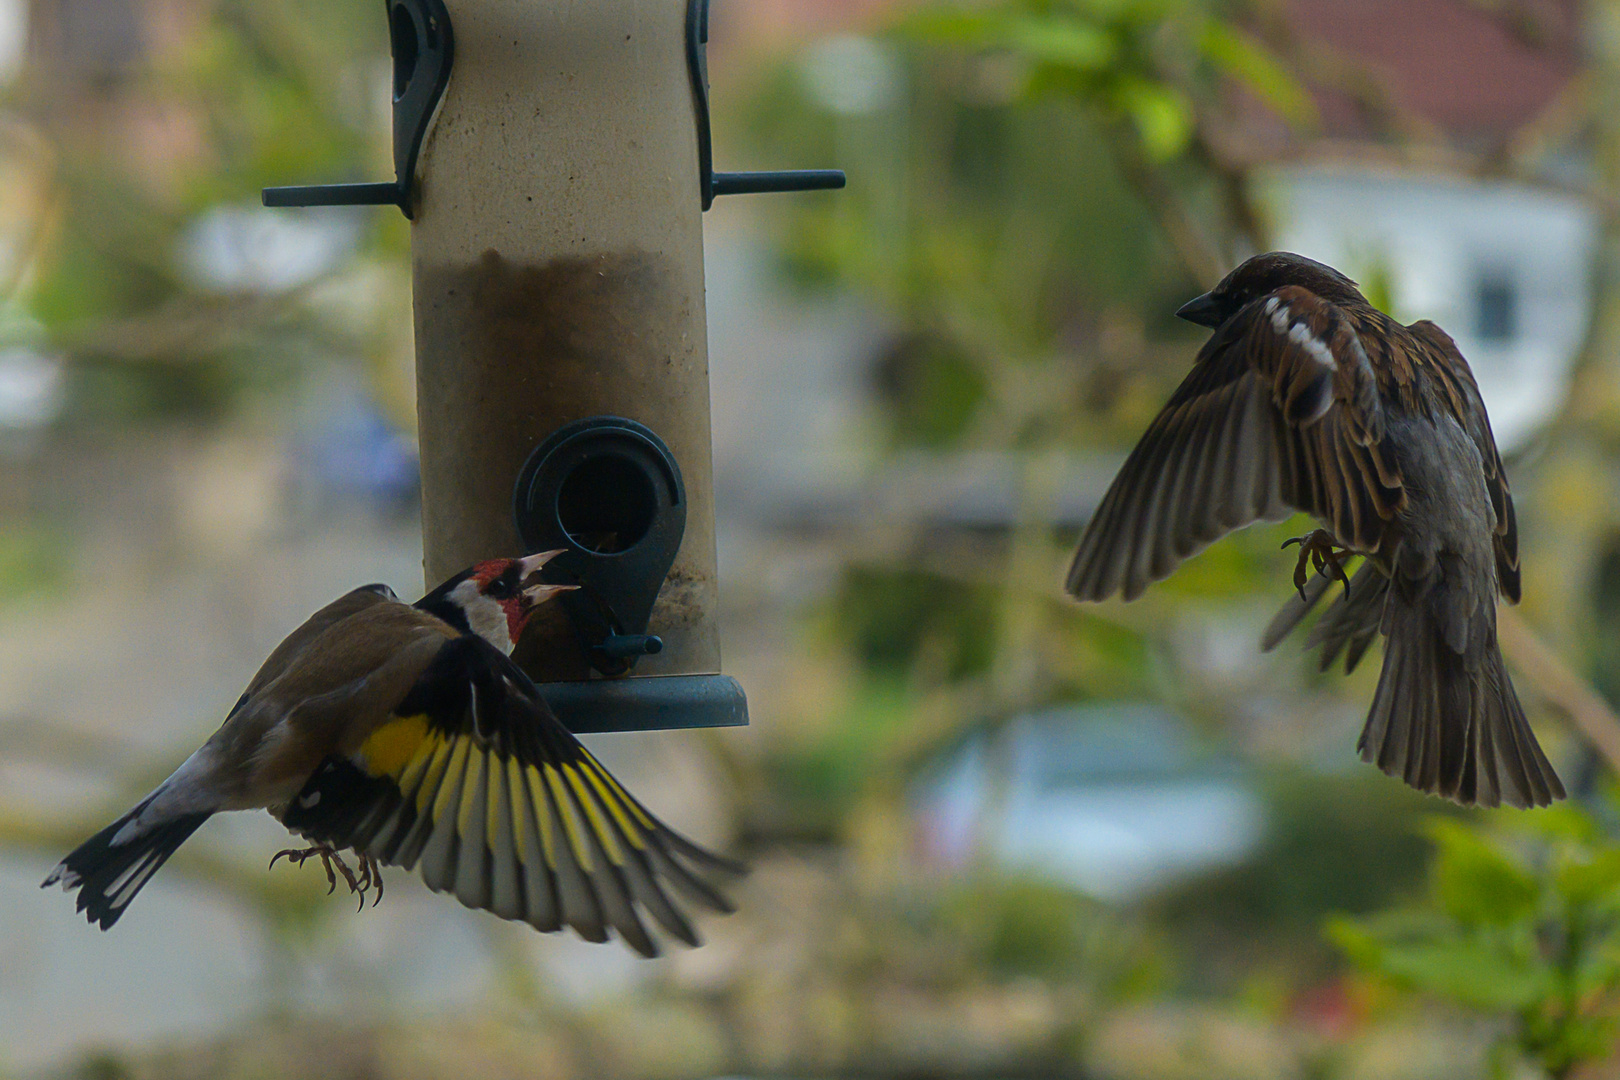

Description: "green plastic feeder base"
539 673 748 734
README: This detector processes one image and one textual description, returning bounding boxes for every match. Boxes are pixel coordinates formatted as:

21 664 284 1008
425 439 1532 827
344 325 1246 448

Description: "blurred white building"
1264 166 1597 450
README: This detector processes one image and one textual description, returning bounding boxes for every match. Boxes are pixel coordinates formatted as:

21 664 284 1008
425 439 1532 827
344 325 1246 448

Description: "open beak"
522 582 579 605
516 548 566 580
1175 291 1224 328
516 549 578 605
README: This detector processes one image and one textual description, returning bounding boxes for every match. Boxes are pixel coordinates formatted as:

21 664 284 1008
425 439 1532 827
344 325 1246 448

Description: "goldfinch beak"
517 549 567 581
516 551 577 606
522 582 579 605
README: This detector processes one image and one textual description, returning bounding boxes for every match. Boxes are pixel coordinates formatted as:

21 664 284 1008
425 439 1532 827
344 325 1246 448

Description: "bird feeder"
264 0 842 733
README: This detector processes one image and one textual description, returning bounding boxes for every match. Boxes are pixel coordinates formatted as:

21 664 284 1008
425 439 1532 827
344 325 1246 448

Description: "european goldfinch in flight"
44 551 740 956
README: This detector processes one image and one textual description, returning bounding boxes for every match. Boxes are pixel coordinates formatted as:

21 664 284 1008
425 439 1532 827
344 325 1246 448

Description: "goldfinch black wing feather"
280 634 738 957
1066 285 1405 601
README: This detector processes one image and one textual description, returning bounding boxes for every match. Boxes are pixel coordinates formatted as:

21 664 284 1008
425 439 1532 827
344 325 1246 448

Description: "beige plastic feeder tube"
410 0 719 682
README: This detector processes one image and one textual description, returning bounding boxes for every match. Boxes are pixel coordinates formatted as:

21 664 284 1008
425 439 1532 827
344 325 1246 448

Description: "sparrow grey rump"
1065 251 1562 808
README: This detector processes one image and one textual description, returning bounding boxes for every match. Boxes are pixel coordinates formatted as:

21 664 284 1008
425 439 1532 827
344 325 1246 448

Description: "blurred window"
1476 273 1518 343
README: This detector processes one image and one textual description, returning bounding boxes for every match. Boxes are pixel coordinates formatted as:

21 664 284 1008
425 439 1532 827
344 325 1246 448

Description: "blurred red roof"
1287 0 1579 139
722 0 1581 143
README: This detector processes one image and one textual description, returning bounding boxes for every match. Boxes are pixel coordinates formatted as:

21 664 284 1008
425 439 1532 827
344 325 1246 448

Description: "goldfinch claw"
269 843 384 910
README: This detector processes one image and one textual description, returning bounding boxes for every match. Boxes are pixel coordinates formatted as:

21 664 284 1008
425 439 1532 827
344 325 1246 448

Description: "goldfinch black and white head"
418 549 574 654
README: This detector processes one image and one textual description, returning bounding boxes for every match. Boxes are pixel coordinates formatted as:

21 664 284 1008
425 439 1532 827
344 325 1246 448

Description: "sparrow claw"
269 843 383 910
1284 529 1353 601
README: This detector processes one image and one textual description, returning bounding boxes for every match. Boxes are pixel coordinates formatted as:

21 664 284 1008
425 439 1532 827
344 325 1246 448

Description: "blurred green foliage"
835 563 1000 677
904 0 1315 163
16 0 396 421
739 23 1205 456
870 331 990 448
938 875 1168 994
176 0 385 199
762 674 919 840
1330 798 1620 1078
1160 771 1454 987
0 522 70 601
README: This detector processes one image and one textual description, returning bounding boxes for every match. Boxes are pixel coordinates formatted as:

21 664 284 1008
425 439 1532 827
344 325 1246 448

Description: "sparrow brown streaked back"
1065 251 1562 809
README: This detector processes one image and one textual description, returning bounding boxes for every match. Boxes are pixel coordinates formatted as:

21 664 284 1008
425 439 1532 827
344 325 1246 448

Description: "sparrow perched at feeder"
1065 251 1562 808
43 551 739 956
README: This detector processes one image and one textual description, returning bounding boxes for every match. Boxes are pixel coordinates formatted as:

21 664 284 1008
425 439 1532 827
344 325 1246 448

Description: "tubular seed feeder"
264 0 842 733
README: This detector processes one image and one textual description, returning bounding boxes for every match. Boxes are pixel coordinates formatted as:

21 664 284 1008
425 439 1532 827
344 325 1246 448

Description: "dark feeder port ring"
557 453 661 555
513 416 747 734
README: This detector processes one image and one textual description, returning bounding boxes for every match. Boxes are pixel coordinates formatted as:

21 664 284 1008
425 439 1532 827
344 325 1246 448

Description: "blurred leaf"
1111 78 1193 162
940 876 1166 996
1333 802 1620 1076
905 6 1118 74
1377 939 1552 1010
900 9 1004 44
0 524 70 603
1576 937 1620 1000
1557 848 1620 909
1006 16 1117 72
1521 801 1603 845
762 676 921 839
870 332 989 447
1426 818 1539 927
834 565 999 679
1324 915 1385 971
1197 21 1317 128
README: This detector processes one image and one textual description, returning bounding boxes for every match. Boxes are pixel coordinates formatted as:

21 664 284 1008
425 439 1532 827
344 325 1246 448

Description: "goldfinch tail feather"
42 799 211 929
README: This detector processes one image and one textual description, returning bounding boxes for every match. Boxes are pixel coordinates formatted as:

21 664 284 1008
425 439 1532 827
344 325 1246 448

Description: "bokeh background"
6 0 1620 1077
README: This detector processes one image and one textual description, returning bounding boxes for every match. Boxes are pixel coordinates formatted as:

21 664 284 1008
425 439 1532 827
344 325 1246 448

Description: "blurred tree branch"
1500 607 1620 775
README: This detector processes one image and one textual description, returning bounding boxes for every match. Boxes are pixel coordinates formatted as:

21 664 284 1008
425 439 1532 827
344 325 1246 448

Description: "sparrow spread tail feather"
1359 588 1563 809
41 799 212 929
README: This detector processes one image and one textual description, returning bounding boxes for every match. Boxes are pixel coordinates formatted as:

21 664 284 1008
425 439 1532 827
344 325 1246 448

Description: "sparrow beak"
1175 291 1225 328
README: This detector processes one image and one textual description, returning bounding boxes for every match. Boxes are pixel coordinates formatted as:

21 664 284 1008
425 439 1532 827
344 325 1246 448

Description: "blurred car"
912 702 1264 901
288 386 419 518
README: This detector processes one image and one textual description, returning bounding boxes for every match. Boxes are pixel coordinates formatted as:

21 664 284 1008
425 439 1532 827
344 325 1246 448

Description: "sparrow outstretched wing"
1066 285 1405 602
